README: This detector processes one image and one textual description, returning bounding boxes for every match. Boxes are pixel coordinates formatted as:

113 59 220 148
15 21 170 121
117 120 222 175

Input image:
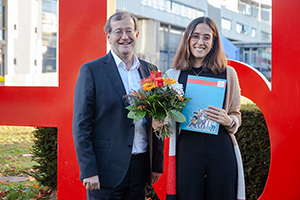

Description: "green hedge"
236 103 270 200
30 127 58 190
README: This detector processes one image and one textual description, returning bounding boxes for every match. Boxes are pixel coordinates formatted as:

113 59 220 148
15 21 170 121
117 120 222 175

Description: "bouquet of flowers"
124 70 192 139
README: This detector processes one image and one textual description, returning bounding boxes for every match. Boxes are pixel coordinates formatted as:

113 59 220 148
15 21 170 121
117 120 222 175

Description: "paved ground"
0 175 29 183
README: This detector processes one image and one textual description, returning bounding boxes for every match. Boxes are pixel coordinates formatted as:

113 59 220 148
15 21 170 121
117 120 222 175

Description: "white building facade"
0 0 58 86
0 0 271 86
117 0 271 78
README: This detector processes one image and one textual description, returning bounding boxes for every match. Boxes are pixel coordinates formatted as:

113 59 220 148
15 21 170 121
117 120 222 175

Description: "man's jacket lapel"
138 59 151 79
102 52 129 107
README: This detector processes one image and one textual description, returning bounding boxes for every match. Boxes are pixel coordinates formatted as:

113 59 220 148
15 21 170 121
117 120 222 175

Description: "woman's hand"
203 105 232 127
152 117 169 130
151 172 162 184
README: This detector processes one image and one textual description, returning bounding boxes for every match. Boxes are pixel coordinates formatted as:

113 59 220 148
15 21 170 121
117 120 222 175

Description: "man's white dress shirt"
111 50 148 155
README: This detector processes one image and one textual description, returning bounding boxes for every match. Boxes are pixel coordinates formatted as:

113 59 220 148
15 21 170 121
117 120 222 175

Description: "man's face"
107 16 139 60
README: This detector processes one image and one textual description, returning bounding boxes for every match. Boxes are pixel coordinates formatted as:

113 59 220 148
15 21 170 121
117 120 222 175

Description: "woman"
165 17 245 200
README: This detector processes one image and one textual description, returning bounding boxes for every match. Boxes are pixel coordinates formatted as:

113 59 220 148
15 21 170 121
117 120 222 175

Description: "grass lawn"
0 126 37 175
0 126 56 199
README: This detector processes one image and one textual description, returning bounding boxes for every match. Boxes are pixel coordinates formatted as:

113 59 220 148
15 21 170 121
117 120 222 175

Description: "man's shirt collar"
111 50 140 71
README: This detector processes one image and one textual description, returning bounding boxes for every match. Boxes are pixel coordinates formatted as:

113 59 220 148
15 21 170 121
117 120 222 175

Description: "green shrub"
236 103 270 200
29 127 58 190
146 185 159 200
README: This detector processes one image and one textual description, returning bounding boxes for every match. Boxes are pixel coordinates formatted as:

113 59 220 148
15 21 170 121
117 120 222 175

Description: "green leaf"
147 94 158 100
125 105 133 110
132 97 137 105
127 111 136 119
177 97 192 108
183 97 192 104
156 110 167 121
169 109 186 123
170 98 175 106
133 111 146 122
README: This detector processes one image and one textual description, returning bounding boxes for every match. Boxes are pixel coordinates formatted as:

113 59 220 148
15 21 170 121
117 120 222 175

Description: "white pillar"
136 19 160 67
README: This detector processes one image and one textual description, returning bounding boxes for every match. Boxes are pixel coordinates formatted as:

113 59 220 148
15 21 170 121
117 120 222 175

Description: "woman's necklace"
191 67 204 76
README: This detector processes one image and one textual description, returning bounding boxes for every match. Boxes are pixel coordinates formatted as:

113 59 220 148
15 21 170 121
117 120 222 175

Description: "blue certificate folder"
179 75 227 135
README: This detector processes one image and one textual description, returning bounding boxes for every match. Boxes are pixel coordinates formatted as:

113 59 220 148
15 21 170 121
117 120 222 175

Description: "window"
261 31 271 41
245 4 252 15
42 0 58 73
261 8 270 22
236 23 242 34
221 18 231 31
236 23 250 35
141 0 170 11
251 28 256 38
171 1 204 19
159 25 184 71
244 52 249 64
0 45 4 78
0 0 5 83
252 52 257 64
141 0 204 19
0 1 4 40
252 6 259 18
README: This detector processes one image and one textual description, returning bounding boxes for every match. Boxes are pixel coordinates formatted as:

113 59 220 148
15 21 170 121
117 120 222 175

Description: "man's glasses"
112 28 136 37
190 33 212 43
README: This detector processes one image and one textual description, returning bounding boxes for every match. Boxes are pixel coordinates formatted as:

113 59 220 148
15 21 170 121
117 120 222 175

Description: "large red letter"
154 0 300 199
1 0 300 199
0 0 107 199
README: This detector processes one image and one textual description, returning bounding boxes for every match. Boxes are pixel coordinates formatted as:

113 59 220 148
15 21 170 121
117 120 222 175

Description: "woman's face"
189 23 213 66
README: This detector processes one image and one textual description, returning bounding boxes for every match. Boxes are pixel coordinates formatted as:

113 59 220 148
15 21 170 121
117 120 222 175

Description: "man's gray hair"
104 11 139 34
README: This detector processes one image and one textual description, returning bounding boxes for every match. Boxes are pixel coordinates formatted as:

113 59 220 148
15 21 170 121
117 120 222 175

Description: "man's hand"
83 175 100 190
151 172 162 184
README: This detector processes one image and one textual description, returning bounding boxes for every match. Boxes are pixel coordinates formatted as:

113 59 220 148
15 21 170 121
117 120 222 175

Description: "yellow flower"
163 78 176 85
142 83 156 91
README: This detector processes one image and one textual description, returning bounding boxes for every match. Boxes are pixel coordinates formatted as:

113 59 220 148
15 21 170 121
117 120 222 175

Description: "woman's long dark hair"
172 17 227 74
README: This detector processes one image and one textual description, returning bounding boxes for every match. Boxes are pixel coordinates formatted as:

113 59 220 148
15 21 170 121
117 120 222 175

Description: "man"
72 11 164 200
